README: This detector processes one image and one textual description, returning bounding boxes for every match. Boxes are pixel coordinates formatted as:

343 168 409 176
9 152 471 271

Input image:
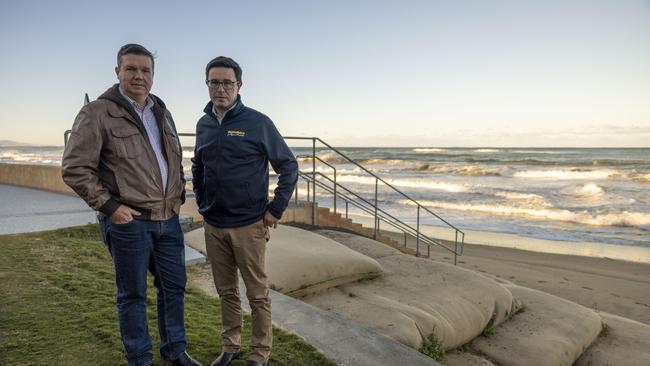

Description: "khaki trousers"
204 220 272 364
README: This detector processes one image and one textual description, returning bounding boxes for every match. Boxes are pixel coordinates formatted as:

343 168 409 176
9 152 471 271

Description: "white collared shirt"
119 87 169 193
212 102 237 126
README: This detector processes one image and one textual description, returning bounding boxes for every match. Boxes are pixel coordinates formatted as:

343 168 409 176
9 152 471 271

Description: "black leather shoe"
210 351 242 366
247 361 267 366
167 351 203 366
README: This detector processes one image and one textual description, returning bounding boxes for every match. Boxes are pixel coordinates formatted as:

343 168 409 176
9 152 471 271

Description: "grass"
419 327 446 364
481 317 496 337
0 224 336 366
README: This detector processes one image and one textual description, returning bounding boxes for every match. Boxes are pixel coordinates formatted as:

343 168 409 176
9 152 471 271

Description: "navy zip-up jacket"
191 96 298 228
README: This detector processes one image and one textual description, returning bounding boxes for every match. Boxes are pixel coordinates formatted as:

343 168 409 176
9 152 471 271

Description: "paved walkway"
240 283 441 366
0 184 205 264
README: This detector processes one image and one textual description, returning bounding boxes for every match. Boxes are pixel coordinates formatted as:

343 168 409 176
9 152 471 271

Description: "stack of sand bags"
186 225 650 365
301 230 520 350
184 225 384 297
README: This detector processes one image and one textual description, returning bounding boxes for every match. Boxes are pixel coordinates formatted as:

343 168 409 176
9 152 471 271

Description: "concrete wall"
0 162 314 225
0 163 73 193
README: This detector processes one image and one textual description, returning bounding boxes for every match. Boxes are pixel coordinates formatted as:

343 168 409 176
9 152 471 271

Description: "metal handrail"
287 137 465 231
301 170 455 258
286 137 465 264
306 173 437 246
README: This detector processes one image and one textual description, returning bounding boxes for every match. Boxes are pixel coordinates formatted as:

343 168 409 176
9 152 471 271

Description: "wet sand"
444 242 650 325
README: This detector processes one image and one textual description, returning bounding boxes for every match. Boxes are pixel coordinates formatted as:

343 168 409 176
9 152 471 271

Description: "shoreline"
348 213 650 263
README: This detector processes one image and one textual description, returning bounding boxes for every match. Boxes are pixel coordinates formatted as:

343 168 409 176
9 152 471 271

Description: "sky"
0 0 649 147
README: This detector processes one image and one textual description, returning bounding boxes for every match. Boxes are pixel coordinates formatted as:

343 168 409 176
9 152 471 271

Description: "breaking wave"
412 148 447 153
632 173 650 184
510 150 562 154
513 169 621 180
401 199 650 227
560 183 605 197
416 164 501 176
0 150 62 166
297 153 349 164
361 158 409 165
336 175 468 192
474 149 500 153
495 191 548 203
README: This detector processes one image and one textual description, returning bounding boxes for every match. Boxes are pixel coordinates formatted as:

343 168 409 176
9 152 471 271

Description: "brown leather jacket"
62 84 185 221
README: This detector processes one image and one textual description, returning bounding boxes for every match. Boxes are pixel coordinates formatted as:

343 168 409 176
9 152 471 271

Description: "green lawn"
0 224 336 366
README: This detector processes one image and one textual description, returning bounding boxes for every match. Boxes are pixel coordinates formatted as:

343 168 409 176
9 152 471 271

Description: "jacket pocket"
164 129 182 156
217 181 253 212
247 178 267 206
111 126 143 159
163 129 183 196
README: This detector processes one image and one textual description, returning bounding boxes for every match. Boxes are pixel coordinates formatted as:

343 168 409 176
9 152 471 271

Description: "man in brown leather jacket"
62 44 201 366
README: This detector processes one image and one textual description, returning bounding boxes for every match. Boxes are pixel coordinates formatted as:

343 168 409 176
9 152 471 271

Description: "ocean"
2 145 649 248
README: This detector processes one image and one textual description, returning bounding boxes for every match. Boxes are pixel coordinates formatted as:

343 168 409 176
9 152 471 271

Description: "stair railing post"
416 204 421 257
312 138 317 226
345 201 348 219
454 230 458 266
294 181 298 205
373 178 378 240
333 169 337 215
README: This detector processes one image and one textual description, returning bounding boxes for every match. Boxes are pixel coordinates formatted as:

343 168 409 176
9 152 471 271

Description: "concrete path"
0 184 96 234
0 184 204 264
254 287 442 366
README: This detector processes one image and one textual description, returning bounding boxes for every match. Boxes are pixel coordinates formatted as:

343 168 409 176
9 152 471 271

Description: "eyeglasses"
206 79 238 90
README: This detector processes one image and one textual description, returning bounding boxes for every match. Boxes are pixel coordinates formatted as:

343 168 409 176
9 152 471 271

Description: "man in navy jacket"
192 56 298 366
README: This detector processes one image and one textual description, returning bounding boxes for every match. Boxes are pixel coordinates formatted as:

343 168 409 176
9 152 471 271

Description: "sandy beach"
437 241 650 325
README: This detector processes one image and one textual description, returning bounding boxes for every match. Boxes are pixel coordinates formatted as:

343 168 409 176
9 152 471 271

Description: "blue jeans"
99 215 187 366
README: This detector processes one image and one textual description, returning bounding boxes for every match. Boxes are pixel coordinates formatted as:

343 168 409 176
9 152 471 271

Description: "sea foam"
418 164 501 176
513 169 621 180
560 183 606 197
413 148 447 153
401 199 650 227
336 175 467 192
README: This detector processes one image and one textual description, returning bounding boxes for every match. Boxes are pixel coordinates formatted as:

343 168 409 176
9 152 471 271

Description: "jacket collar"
203 95 244 122
97 84 166 121
98 84 167 130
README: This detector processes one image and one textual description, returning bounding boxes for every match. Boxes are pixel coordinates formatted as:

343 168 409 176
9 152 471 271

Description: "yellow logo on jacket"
227 130 246 137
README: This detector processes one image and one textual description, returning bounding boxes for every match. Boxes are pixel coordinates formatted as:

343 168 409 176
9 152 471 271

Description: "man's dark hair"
205 56 242 81
117 43 155 70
